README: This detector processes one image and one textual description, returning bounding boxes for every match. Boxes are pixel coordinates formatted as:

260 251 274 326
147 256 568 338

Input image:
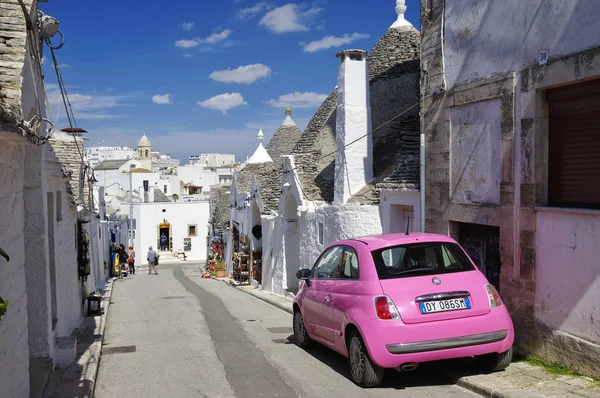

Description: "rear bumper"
359 308 514 368
386 330 508 354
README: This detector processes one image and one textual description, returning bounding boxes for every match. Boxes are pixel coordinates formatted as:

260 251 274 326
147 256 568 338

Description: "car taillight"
485 284 503 308
374 296 400 320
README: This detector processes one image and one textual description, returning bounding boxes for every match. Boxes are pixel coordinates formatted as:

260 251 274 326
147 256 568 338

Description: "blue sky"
41 0 420 163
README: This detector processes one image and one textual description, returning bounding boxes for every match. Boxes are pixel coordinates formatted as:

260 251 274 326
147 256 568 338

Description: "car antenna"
405 216 410 235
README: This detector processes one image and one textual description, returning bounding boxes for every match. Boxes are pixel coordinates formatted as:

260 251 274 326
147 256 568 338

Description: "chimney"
334 49 373 204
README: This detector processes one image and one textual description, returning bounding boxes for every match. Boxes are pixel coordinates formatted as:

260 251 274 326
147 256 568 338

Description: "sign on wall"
184 238 191 252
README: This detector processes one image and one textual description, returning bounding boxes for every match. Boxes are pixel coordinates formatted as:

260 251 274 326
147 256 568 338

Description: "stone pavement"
42 279 115 398
216 276 600 398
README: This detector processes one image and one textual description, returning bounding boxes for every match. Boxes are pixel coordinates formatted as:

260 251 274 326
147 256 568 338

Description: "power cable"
280 88 444 202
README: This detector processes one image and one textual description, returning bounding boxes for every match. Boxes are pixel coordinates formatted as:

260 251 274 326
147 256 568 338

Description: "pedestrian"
147 246 158 275
160 233 167 251
118 244 129 278
127 245 136 274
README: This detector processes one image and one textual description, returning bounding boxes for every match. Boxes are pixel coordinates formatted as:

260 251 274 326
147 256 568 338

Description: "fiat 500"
292 233 514 387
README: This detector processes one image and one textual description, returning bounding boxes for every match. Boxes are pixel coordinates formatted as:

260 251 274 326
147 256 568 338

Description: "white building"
421 0 600 379
85 145 134 168
226 3 421 297
131 197 210 261
0 4 111 395
178 163 237 194
189 153 235 167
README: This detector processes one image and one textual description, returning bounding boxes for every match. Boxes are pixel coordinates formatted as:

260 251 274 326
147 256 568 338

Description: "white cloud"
209 64 271 84
266 91 327 108
47 89 130 121
205 29 232 44
237 2 272 20
175 29 232 48
181 22 194 31
259 4 323 33
300 32 370 52
183 54 194 58
197 93 247 114
152 94 172 104
175 39 201 48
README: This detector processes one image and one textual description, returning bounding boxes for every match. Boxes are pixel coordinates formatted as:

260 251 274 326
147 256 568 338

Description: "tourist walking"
127 246 136 274
147 246 159 275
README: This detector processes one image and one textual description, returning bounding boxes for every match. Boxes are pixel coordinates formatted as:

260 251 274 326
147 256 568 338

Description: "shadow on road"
284 334 493 390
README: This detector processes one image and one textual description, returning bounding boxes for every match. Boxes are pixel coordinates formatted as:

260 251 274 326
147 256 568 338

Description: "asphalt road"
95 262 479 398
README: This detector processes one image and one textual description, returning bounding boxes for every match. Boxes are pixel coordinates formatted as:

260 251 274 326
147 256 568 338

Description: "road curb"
453 377 508 398
42 278 116 398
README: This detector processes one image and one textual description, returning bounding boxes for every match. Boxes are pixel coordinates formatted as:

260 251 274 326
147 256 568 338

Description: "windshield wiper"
397 267 435 276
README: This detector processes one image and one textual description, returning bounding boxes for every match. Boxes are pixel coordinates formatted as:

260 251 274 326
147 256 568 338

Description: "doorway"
158 223 171 252
458 222 501 290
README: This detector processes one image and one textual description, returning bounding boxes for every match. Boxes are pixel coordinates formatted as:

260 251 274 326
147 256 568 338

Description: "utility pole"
128 164 134 247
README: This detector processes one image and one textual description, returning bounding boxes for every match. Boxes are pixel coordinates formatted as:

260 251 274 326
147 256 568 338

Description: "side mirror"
296 268 311 280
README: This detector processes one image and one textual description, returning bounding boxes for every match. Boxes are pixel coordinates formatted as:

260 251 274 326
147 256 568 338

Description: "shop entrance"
158 223 171 252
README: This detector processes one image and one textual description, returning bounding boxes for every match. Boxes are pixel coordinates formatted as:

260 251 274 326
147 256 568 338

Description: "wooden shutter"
547 79 600 209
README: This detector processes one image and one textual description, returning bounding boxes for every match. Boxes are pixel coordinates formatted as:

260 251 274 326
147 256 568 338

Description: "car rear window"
371 242 476 279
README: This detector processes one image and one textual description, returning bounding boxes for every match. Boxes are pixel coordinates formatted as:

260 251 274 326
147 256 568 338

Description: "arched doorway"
250 201 263 287
158 222 171 252
283 192 300 294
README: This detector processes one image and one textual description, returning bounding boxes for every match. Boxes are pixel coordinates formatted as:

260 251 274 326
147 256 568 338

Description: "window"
547 79 600 209
372 242 475 280
163 185 168 194
339 247 359 279
56 191 63 221
318 222 324 244
312 246 344 279
145 149 149 157
188 224 197 237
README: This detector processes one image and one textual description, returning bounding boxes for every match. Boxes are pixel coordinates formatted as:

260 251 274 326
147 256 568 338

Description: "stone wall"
0 138 30 397
421 0 600 378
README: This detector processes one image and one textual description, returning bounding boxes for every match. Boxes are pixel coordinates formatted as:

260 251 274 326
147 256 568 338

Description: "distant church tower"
137 134 151 159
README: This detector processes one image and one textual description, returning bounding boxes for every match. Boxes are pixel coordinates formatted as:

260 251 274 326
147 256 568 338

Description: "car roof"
338 233 458 252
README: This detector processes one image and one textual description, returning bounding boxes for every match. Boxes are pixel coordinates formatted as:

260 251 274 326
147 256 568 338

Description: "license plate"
419 297 471 314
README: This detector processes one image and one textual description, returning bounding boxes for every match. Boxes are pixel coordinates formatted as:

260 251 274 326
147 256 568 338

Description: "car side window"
339 247 359 279
312 246 344 279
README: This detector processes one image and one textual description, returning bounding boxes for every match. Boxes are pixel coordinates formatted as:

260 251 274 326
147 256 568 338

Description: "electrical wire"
277 88 444 204
283 88 443 177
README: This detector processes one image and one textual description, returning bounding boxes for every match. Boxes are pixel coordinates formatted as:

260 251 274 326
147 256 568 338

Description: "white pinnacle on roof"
391 0 414 29
247 129 273 164
282 108 296 127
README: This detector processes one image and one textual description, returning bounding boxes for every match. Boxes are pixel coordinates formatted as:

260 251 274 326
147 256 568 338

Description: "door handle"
324 295 333 303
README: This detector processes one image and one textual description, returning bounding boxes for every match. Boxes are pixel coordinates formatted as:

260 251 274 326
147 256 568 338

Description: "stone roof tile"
48 134 89 205
95 159 129 170
0 0 38 139
291 25 421 204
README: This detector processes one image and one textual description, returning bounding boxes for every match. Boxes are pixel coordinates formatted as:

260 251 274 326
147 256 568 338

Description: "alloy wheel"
349 336 365 380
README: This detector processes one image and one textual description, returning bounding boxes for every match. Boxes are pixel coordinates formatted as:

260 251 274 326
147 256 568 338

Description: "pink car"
293 233 514 387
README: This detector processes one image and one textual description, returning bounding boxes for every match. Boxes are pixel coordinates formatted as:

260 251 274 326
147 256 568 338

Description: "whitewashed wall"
46 176 83 340
0 139 30 397
536 208 600 344
380 190 421 234
444 0 600 88
132 202 210 261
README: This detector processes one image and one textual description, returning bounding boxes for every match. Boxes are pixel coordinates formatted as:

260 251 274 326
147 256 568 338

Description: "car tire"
347 330 384 388
293 310 314 349
476 347 513 372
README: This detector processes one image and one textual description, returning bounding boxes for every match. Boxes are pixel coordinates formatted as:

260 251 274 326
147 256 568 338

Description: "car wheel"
293 310 314 348
476 347 513 372
347 330 384 388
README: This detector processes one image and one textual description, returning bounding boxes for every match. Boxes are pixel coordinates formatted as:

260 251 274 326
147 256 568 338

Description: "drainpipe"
420 124 426 232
